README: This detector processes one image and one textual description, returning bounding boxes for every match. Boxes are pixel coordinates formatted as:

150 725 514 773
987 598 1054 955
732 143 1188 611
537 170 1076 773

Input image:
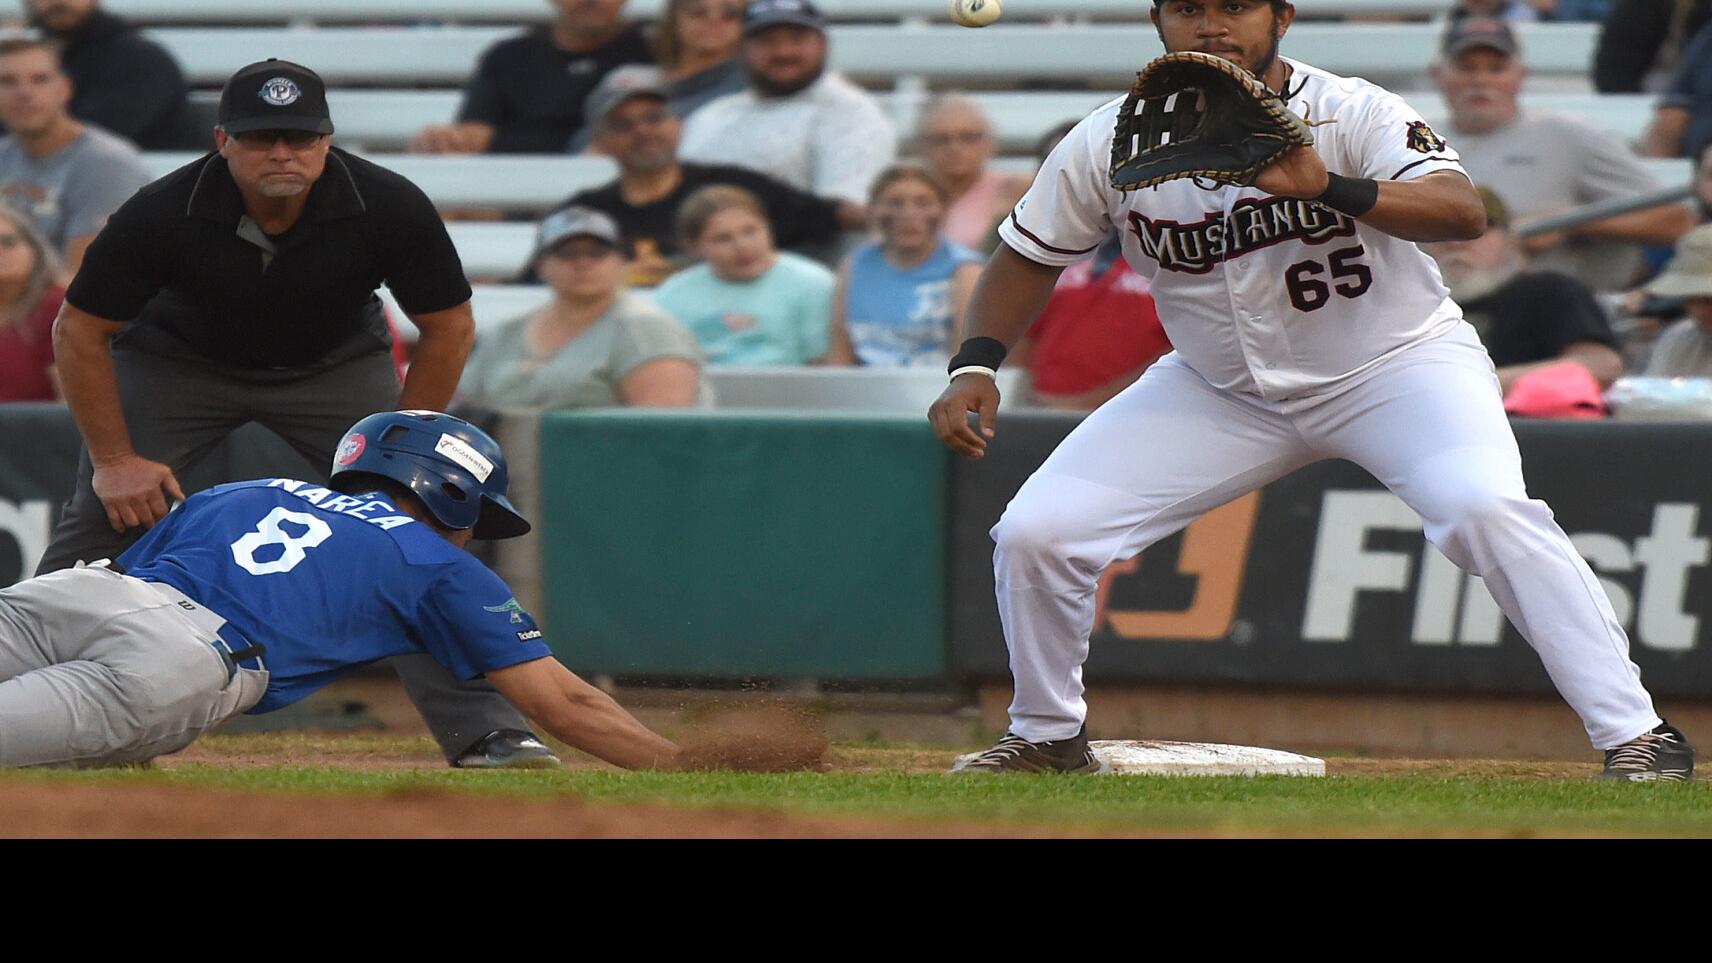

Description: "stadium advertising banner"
950 415 1712 696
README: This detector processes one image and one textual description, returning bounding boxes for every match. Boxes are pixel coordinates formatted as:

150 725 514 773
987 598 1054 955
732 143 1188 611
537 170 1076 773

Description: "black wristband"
948 336 1008 374
1315 172 1380 218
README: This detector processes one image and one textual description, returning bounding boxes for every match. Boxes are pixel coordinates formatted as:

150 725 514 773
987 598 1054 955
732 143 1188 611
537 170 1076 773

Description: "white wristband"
949 365 998 382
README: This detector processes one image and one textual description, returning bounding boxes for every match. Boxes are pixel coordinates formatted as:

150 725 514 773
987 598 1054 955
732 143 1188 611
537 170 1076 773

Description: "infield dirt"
0 674 1683 839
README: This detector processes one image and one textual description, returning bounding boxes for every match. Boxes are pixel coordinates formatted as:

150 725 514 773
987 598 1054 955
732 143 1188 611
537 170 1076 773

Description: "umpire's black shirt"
67 147 472 369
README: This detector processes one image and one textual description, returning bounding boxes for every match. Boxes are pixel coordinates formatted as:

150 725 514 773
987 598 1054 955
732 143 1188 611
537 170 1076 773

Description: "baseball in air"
950 0 1002 27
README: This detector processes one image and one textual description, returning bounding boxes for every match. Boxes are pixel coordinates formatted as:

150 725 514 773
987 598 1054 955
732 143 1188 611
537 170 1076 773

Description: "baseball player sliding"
929 0 1694 780
0 411 685 770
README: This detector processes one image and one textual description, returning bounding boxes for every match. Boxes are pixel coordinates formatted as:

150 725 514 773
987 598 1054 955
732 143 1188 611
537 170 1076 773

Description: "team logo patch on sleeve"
484 598 527 623
1406 120 1447 153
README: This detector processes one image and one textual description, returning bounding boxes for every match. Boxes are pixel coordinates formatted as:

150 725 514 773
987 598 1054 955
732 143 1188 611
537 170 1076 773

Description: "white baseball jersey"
998 58 1470 406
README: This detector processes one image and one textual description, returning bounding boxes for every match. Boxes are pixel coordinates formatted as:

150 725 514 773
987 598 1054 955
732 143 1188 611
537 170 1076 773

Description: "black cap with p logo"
217 59 335 135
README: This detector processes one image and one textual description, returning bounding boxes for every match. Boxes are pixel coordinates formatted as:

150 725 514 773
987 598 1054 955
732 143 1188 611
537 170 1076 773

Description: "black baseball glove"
1109 51 1317 191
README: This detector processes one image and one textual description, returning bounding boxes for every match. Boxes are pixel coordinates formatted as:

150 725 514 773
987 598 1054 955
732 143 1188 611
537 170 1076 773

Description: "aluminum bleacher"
0 0 1468 24
139 22 1601 87
142 151 618 209
181 87 1656 153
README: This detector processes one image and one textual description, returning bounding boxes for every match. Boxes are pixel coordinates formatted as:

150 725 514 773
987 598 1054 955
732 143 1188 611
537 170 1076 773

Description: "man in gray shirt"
0 35 151 272
1434 17 1693 290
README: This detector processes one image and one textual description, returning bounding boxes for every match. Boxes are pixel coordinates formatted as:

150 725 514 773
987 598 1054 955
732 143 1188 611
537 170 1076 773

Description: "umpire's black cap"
217 59 335 135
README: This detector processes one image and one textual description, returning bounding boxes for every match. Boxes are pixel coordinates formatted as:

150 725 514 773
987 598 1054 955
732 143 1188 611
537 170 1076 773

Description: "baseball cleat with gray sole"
1601 722 1694 782
955 725 1100 774
452 728 561 770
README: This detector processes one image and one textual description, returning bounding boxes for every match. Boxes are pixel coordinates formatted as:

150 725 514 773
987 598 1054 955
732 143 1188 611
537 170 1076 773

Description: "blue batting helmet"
329 410 531 539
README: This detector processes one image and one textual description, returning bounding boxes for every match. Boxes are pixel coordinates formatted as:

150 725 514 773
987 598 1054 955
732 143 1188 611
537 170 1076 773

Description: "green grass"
5 738 1710 837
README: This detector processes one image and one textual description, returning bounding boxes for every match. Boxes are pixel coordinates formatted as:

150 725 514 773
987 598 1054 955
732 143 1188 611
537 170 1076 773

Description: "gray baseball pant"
0 566 269 768
34 346 531 761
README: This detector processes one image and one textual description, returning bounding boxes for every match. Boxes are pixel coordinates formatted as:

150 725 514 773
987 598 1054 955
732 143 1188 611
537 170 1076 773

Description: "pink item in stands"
1502 362 1607 420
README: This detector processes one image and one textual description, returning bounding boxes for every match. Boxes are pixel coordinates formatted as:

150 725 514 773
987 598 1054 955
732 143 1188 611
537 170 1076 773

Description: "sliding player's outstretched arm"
488 657 682 770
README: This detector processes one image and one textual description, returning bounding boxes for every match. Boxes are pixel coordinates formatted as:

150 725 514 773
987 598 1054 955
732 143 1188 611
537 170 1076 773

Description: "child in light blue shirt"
653 185 836 365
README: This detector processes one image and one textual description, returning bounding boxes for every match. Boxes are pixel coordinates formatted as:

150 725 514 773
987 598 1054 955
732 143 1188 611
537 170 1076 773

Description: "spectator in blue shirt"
828 164 982 367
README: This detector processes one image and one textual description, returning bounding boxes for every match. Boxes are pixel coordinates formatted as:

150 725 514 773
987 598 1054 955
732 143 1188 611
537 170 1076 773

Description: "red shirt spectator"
0 282 66 401
0 202 66 401
1016 235 1171 409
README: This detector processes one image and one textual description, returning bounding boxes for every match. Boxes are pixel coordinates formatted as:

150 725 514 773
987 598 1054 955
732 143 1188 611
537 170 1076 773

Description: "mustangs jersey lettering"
999 57 1470 406
116 479 553 713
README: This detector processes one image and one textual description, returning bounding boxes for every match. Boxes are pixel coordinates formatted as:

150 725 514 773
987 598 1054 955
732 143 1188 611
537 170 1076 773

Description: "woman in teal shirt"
652 185 837 365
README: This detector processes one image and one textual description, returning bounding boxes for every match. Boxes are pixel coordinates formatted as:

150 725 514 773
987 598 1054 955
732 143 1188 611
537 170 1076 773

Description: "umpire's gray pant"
35 346 531 761
0 567 268 768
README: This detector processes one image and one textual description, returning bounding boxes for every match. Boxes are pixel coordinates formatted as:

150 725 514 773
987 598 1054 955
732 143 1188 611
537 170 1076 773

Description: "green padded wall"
539 410 948 678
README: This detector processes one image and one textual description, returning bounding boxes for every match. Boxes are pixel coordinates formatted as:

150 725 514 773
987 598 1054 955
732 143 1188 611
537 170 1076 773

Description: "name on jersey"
1127 197 1357 274
265 479 415 529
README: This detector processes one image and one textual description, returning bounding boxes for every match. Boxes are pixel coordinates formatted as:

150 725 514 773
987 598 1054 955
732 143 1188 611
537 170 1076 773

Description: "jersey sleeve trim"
1388 156 1463 181
1005 211 1101 257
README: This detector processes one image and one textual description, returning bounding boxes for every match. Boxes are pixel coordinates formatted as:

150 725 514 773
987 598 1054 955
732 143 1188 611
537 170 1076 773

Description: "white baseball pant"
0 566 268 768
992 324 1660 750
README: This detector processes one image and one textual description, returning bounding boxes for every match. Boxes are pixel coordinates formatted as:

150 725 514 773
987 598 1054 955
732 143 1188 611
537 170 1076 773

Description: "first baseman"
0 411 682 770
929 0 1694 780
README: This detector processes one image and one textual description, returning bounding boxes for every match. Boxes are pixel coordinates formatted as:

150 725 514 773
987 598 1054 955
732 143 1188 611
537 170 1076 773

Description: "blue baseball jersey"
117 479 554 714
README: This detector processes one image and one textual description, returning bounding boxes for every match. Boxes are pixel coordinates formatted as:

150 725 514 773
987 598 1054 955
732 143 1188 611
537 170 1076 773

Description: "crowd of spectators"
6 0 1712 420
551 64 855 286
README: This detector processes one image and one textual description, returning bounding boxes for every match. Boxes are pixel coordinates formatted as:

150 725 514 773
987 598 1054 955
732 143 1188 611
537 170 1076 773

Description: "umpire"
43 59 555 770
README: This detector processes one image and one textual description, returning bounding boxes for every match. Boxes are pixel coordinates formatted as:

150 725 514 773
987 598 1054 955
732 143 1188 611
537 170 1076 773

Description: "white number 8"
230 507 333 575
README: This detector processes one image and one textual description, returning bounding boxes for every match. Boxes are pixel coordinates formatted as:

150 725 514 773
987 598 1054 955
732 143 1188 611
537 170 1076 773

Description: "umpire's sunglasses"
231 129 326 150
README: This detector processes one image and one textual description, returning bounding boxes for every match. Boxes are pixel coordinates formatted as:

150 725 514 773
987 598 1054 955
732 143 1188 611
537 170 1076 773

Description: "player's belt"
209 632 267 683
134 578 269 680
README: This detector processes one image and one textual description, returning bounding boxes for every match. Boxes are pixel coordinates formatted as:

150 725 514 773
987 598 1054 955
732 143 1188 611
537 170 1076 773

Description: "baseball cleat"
955 725 1100 774
1600 722 1694 782
452 728 561 770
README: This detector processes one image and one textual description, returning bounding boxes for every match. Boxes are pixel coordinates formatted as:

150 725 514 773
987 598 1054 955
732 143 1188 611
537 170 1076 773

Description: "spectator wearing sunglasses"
0 35 150 273
41 59 554 771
